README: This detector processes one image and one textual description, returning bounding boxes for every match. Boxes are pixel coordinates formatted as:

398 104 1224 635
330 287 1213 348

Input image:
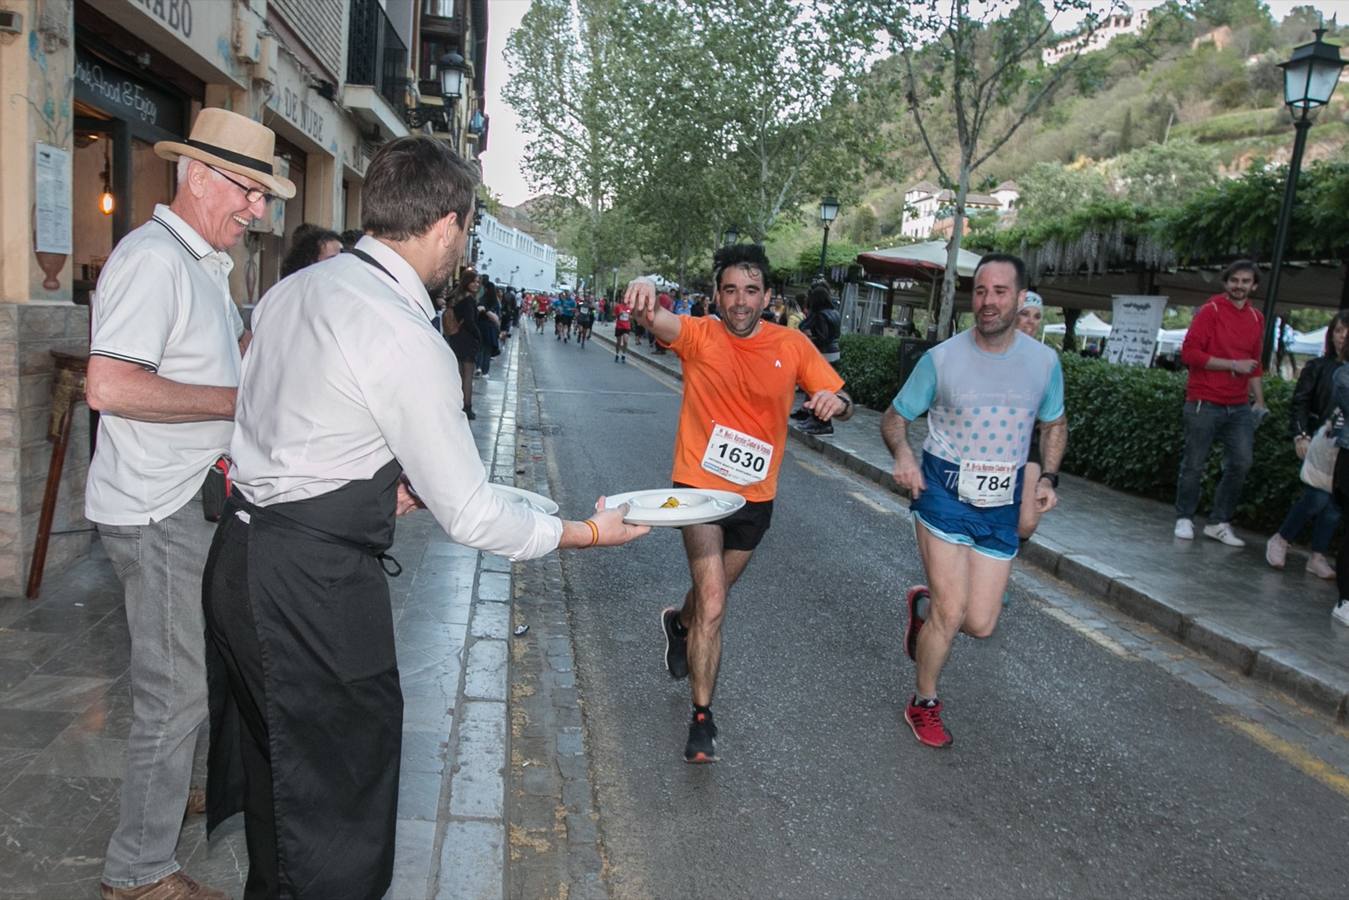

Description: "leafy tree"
1114 139 1218 207
502 0 635 289
1014 161 1111 227
866 0 1136 337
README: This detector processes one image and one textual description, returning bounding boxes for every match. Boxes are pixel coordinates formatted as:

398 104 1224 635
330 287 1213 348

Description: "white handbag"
1300 420 1339 493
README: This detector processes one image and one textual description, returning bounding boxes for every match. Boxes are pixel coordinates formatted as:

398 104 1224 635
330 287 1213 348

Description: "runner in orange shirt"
625 243 854 762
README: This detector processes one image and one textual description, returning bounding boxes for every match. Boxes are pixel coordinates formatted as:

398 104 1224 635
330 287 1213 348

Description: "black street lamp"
439 51 467 100
818 196 840 276
722 225 739 246
1260 25 1344 367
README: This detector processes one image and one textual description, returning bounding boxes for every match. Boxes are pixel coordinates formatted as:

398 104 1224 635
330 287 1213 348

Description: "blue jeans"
1277 486 1340 553
98 494 215 888
1174 400 1256 524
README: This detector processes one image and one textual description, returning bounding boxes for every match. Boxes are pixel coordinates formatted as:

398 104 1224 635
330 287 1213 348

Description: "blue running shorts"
910 451 1022 560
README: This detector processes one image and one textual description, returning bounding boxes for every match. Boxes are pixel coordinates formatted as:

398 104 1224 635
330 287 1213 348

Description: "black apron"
204 459 404 899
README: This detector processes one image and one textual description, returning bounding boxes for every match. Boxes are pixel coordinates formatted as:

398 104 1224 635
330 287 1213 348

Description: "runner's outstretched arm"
1034 416 1067 513
623 279 682 344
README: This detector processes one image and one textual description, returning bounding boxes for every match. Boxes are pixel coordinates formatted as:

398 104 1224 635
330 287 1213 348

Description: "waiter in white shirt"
202 136 647 899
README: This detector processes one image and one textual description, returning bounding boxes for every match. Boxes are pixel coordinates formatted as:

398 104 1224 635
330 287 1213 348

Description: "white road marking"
848 491 892 514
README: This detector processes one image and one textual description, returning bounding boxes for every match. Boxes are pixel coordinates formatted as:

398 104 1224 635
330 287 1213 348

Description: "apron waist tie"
229 496 403 577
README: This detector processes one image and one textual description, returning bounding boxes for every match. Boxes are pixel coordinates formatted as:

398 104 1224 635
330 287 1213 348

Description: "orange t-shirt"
669 316 844 502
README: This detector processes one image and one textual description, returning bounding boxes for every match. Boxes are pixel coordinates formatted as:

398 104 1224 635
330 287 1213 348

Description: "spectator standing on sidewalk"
1173 260 1267 547
444 269 482 419
1328 353 1349 625
85 107 294 900
1266 312 1349 578
795 282 842 436
280 223 342 279
476 275 502 376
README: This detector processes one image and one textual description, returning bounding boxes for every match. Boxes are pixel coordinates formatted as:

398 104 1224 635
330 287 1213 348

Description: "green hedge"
839 336 1302 533
838 334 905 411
1060 354 1297 532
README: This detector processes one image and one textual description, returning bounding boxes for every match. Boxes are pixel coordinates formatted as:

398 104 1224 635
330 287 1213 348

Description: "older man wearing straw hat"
85 107 294 900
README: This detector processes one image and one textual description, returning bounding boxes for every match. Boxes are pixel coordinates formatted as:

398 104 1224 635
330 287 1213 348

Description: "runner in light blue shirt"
881 253 1068 750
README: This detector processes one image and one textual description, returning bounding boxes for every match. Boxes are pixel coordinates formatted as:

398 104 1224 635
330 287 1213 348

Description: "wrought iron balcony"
347 0 408 111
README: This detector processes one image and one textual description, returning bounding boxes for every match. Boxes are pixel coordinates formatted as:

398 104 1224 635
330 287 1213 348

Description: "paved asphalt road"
522 326 1349 900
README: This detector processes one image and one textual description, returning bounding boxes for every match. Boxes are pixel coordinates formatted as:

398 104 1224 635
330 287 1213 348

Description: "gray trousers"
98 493 215 888
1174 400 1256 524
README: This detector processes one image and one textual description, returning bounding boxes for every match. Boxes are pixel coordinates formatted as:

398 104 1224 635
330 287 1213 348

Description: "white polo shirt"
230 236 562 561
85 205 243 525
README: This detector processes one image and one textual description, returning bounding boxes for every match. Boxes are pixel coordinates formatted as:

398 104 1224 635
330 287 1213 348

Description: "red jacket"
1180 293 1264 404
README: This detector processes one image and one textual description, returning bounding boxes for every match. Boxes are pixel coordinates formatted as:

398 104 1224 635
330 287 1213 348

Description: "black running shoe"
661 607 689 679
799 418 833 436
684 709 718 763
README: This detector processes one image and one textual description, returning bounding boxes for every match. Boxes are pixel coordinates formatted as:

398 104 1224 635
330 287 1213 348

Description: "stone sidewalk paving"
0 336 528 899
591 322 1349 723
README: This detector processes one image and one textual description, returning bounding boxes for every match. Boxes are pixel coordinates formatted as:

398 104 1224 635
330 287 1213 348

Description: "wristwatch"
1039 471 1060 489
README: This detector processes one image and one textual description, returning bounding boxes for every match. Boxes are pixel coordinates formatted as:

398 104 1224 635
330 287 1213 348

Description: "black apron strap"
229 494 403 577
343 246 396 281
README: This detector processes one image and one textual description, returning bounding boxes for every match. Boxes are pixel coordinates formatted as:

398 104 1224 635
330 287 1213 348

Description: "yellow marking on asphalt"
1218 715 1349 801
848 490 892 514
793 456 830 478
1038 606 1133 659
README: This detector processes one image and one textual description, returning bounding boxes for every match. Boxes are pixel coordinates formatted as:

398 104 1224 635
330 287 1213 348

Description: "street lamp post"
818 196 840 277
1260 26 1344 368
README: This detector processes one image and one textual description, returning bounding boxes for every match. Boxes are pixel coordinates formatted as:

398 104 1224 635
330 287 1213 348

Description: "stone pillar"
0 1 92 596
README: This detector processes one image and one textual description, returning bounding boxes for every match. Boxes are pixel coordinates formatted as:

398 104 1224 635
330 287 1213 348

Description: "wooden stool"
25 351 88 599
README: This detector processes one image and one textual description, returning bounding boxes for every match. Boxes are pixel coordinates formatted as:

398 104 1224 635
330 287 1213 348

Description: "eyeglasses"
207 165 277 205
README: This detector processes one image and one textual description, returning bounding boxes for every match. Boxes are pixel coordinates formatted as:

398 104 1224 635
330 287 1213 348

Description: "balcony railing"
347 0 408 111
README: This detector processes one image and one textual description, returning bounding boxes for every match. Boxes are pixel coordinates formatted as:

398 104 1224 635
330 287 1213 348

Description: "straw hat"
154 107 297 199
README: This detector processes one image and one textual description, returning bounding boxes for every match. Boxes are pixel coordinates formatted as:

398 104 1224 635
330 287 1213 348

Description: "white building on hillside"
900 181 1019 240
1043 4 1151 66
475 212 560 292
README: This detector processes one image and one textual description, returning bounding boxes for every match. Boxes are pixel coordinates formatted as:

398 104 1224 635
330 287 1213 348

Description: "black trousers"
1333 449 1349 602
204 511 402 900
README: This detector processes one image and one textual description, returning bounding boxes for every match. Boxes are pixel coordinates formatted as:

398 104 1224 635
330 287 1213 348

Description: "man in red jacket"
1174 259 1267 546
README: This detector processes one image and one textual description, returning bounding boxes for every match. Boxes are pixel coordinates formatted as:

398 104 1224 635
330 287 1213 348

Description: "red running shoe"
904 586 929 661
904 696 953 748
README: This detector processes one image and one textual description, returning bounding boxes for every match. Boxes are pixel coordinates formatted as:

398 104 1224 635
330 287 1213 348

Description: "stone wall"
0 300 93 597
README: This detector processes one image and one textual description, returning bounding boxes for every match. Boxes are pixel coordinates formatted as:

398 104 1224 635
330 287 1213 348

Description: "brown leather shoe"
99 871 229 900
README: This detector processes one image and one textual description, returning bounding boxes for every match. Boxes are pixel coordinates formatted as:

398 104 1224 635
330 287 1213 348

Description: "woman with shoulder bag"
1267 312 1349 578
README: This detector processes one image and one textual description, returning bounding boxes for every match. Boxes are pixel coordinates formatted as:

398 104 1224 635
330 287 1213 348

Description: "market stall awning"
856 240 982 281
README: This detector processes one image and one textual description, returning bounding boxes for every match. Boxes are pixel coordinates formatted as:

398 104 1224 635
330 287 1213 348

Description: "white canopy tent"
1288 326 1326 356
1043 312 1112 339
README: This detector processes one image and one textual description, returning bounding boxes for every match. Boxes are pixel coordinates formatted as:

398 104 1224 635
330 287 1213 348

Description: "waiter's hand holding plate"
490 483 649 548
602 488 746 527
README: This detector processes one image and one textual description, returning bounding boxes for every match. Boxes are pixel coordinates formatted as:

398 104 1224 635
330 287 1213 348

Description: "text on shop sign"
134 0 193 39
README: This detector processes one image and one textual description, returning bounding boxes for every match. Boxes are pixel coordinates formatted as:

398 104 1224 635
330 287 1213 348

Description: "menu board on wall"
1106 295 1168 367
35 143 72 255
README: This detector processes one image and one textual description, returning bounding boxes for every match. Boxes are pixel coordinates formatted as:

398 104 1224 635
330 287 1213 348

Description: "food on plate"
660 496 682 509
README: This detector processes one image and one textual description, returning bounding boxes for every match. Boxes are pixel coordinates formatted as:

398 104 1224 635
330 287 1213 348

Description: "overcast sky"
480 0 1349 209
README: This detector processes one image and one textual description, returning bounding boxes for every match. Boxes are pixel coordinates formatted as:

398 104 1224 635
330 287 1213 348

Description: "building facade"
1042 4 1151 66
900 180 1019 240
473 212 560 293
0 0 491 595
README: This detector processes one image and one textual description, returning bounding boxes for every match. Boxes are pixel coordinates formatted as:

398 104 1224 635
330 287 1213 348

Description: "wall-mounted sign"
1107 295 1168 367
35 143 72 255
74 47 186 140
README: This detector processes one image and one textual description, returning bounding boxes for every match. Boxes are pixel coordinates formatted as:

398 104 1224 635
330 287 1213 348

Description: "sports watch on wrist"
1039 471 1060 489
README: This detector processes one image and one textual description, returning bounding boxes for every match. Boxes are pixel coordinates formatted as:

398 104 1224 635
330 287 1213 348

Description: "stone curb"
591 328 1349 723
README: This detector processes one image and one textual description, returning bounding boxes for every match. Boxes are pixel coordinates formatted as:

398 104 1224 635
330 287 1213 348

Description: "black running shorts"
673 482 774 551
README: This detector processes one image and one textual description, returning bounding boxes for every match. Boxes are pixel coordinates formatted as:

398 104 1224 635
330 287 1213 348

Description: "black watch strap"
1039 471 1060 489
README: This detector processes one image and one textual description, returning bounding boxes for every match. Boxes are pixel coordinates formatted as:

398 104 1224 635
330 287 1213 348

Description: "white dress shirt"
85 204 243 525
230 236 562 561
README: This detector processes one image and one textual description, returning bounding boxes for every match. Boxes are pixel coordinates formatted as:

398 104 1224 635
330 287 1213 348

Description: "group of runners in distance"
607 244 1065 761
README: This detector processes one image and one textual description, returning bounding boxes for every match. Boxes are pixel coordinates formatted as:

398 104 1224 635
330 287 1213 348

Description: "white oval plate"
491 483 560 516
603 488 746 527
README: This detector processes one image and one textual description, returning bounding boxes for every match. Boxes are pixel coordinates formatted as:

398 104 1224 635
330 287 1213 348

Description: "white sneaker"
1174 518 1195 540
1306 553 1336 579
1333 601 1349 627
1203 522 1246 547
1265 534 1288 569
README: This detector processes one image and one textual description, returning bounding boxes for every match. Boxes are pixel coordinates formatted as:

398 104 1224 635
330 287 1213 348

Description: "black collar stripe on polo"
184 139 274 176
153 216 208 261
